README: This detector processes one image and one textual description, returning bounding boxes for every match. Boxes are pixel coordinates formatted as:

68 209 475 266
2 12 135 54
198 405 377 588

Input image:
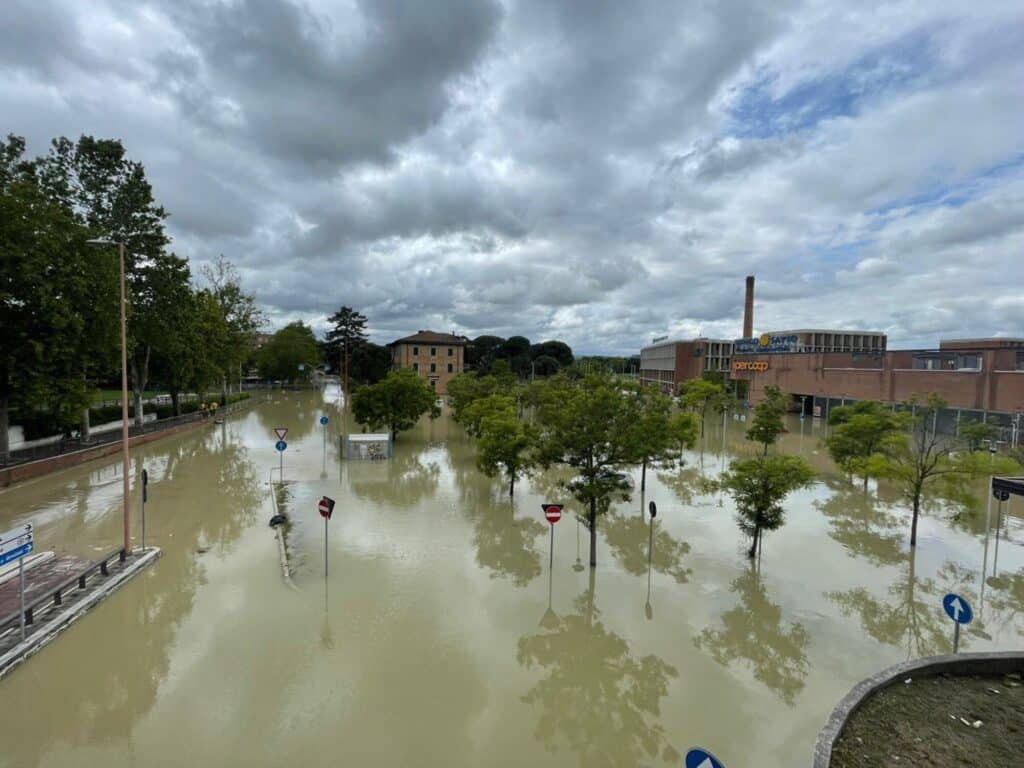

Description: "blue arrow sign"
943 593 973 625
275 440 287 452
685 748 725 768
320 416 328 425
0 542 33 567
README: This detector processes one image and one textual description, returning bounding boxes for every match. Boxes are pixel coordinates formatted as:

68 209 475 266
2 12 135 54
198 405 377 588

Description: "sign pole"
19 555 25 642
325 515 329 579
141 468 148 552
953 621 960 654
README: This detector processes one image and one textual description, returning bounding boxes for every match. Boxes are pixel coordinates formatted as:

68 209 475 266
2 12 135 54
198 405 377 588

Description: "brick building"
730 336 1024 437
639 338 734 393
389 331 468 395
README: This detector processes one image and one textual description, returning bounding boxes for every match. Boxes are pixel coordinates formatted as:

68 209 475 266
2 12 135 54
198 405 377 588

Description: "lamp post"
87 238 131 554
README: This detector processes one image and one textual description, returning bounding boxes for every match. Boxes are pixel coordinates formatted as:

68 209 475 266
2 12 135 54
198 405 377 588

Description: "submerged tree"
718 455 814 559
625 386 693 492
473 394 537 497
677 377 726 438
534 374 640 568
746 385 789 455
865 395 1020 547
825 400 904 489
352 368 440 440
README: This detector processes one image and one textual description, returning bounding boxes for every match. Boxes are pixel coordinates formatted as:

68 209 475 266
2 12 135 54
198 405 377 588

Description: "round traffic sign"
685 747 725 768
320 415 329 426
544 505 562 524
942 593 973 625
993 488 1010 502
275 440 287 452
318 499 330 517
648 500 657 518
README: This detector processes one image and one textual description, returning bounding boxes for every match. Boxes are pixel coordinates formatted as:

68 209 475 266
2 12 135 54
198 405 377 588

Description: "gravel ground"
830 673 1024 766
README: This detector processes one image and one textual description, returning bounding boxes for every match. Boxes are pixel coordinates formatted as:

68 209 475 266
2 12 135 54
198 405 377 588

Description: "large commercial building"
639 338 734 393
730 335 1024 440
389 330 468 395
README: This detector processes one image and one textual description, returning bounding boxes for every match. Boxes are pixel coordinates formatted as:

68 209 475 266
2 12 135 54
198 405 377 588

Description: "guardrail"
0 548 127 635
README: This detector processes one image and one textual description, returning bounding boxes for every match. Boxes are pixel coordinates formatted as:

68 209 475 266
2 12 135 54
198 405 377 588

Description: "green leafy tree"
352 368 440 439
448 372 502 431
960 419 999 452
625 386 691 492
530 354 561 378
668 411 700 459
257 322 321 382
200 256 263 399
530 340 574 368
0 136 114 453
718 455 814 559
349 342 391 384
865 395 1020 547
677 377 726 437
474 395 537 496
825 400 905 489
746 384 789 455
38 135 177 427
466 335 505 373
325 306 368 389
534 373 640 567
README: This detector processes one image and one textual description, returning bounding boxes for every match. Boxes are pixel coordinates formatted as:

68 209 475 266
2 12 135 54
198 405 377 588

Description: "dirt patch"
831 673 1024 766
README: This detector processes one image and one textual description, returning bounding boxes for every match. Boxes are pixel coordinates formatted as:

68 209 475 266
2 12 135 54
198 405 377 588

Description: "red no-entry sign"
319 496 335 519
543 504 563 524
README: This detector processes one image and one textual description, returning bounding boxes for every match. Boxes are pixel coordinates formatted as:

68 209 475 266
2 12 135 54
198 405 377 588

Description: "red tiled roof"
389 330 469 346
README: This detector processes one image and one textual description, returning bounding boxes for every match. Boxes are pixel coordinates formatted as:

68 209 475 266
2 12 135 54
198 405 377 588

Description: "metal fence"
1 399 253 468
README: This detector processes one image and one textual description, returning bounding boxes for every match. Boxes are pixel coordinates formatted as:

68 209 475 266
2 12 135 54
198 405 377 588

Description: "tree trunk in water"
748 524 760 559
509 473 515 497
0 394 9 461
585 567 596 626
910 496 920 548
641 457 647 492
80 407 91 442
133 390 144 429
588 498 598 568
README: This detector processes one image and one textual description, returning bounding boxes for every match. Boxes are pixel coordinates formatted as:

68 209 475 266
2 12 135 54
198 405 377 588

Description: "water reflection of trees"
986 569 1024 637
656 464 708 507
0 428 262 766
695 565 810 705
517 571 680 766
603 512 692 584
348 446 441 508
828 558 979 658
815 480 905 567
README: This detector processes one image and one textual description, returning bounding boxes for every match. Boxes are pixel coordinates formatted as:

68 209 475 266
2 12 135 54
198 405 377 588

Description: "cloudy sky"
4 0 1023 353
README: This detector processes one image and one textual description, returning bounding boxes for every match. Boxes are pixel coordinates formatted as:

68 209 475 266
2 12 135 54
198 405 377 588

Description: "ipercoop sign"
733 360 769 373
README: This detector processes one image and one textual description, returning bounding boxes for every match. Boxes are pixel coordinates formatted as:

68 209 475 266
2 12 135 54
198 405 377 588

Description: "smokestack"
743 275 755 338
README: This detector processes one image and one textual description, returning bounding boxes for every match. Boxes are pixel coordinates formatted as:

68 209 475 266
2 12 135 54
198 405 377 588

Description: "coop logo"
759 333 771 347
733 360 769 373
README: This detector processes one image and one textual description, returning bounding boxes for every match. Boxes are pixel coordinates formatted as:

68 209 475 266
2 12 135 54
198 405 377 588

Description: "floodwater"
0 388 1021 768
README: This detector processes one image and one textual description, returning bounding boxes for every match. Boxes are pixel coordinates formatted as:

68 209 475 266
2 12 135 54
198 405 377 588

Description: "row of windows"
411 346 455 357
412 363 454 373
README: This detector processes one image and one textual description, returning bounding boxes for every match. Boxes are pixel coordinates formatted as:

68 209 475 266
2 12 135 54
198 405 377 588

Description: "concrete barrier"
813 651 1024 766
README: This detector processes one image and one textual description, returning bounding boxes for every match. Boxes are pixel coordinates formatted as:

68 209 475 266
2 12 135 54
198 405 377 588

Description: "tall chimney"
743 275 755 338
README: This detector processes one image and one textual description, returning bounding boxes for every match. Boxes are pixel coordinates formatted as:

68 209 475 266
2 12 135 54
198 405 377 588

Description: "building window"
430 347 437 356
447 347 453 357
1018 350 1024 371
413 363 419 372
447 363 453 373
413 346 419 355
429 379 436 388
430 363 436 373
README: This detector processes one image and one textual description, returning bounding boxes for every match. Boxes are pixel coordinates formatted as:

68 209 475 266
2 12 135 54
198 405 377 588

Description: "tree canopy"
257 322 321 382
352 368 440 439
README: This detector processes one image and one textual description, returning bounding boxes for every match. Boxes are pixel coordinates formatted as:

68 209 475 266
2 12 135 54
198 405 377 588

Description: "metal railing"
0 548 127 636
2 398 253 468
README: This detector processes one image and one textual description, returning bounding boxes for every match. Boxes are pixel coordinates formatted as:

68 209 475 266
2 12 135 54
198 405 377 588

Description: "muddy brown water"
0 388 1021 767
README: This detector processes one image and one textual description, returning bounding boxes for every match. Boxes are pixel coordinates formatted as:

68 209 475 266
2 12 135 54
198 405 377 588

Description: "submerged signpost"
1 523 35 642
942 593 973 653
274 427 288 482
685 747 725 768
319 496 335 577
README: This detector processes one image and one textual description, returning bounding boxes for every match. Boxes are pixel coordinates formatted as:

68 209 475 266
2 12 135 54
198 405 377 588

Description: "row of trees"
1 134 261 456
465 335 574 378
825 395 1019 547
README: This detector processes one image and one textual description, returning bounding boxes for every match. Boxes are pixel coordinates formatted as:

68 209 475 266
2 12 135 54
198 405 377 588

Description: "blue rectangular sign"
0 542 33 567
733 334 800 355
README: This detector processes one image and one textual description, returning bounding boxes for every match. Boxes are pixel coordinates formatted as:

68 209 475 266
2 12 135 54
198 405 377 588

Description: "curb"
813 651 1024 766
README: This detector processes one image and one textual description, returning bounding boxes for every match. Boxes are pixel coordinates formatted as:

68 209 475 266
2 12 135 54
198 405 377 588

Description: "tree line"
1 134 261 457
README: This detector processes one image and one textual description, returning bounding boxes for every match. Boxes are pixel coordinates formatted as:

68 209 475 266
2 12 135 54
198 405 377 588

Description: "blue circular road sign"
320 416 329 425
275 440 287 452
685 748 725 768
942 593 973 625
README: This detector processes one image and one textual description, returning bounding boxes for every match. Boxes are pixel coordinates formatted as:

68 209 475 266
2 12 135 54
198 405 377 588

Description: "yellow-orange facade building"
389 331 468 395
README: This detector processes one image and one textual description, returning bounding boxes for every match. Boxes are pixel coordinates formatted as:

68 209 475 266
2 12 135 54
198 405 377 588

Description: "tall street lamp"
87 238 131 554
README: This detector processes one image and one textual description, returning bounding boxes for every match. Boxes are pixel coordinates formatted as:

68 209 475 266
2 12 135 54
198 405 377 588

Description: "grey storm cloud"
2 0 1023 353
